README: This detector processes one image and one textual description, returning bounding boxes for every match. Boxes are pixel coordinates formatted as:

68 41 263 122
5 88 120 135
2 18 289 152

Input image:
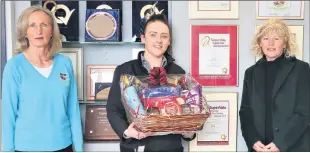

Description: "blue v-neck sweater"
2 53 83 151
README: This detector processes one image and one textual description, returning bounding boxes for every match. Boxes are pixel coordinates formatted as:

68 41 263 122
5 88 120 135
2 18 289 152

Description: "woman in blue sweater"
1 5 83 151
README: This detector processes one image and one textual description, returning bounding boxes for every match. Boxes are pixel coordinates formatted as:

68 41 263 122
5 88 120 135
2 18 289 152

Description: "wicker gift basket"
120 67 210 133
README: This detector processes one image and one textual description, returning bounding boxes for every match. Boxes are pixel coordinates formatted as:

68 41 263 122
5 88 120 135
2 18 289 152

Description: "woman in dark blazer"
239 18 310 152
106 14 195 152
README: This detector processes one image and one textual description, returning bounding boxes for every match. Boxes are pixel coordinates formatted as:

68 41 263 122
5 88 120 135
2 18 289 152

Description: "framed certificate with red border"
191 25 238 86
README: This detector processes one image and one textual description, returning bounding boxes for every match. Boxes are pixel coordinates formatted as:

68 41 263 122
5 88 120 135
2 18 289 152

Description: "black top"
263 54 285 145
106 51 195 152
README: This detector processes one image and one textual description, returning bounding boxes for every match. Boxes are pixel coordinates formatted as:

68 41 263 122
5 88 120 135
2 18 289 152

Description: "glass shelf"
62 41 144 45
79 101 107 105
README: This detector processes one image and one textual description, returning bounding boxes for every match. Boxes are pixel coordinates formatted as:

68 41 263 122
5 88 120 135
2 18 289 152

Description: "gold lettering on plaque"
43 0 75 25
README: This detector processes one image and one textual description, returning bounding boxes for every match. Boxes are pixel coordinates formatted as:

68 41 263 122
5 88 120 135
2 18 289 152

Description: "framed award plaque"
191 25 238 87
189 1 239 19
86 1 123 41
189 92 238 151
256 1 304 19
132 1 168 42
42 0 79 41
58 47 83 100
86 65 117 101
84 105 120 141
85 9 120 41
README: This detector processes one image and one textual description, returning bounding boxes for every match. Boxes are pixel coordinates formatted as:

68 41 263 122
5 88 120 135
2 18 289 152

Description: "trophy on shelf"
132 1 168 42
85 9 120 42
86 1 123 41
42 0 79 42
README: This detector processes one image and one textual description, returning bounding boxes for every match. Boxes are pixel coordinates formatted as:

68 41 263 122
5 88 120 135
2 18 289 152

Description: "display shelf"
62 41 144 45
79 101 107 105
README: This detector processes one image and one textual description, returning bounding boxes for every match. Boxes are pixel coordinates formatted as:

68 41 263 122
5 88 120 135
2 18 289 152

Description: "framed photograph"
190 25 238 86
189 92 238 151
59 47 83 100
189 1 239 19
255 25 304 61
86 65 116 101
256 1 304 19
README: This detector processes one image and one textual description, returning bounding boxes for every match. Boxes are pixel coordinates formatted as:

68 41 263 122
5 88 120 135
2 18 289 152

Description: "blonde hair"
251 18 297 58
15 5 62 58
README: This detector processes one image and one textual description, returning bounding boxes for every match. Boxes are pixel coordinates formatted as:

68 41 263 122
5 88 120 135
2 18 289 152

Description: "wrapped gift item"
120 67 210 133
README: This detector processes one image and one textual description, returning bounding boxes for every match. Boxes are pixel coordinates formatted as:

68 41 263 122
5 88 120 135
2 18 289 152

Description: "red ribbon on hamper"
149 67 168 86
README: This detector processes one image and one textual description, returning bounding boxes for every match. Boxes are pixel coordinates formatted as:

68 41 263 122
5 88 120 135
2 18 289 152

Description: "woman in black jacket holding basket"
106 14 196 152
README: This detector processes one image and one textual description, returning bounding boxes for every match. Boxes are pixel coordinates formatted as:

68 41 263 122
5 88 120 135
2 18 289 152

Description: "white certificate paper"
198 1 230 11
198 101 229 143
257 1 303 18
199 34 230 76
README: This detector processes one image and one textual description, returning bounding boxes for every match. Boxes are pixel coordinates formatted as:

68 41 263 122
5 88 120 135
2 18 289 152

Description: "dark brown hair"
143 14 172 55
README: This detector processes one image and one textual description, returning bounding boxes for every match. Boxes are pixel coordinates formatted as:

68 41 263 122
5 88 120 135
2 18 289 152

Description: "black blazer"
239 56 310 152
106 51 195 152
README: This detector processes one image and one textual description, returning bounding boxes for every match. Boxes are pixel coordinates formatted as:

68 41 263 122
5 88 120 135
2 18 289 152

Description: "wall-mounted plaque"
132 1 168 42
256 1 304 19
86 1 123 41
191 25 238 87
189 1 239 19
87 65 116 101
42 0 79 42
58 47 83 100
84 105 119 140
85 9 120 41
189 92 238 151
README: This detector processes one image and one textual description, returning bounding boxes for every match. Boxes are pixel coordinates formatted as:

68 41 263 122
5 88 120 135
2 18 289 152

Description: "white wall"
4 1 310 152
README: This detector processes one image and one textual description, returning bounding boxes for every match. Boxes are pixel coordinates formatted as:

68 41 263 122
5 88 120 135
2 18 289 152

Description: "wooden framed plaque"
191 25 238 86
86 65 116 101
189 92 238 151
189 1 239 19
58 47 83 100
84 105 119 141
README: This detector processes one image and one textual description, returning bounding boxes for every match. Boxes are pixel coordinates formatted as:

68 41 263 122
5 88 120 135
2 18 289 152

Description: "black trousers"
16 144 73 152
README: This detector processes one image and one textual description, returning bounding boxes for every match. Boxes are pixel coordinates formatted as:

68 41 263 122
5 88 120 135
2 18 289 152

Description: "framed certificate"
256 1 304 19
189 1 239 19
86 65 116 101
58 47 83 100
255 25 304 61
191 25 238 86
189 92 238 151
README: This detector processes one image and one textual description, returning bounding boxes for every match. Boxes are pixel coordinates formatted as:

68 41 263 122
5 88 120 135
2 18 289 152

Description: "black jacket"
239 55 310 152
107 51 195 152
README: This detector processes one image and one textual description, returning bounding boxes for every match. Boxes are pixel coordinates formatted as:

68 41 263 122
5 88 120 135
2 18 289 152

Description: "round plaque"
86 12 117 40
